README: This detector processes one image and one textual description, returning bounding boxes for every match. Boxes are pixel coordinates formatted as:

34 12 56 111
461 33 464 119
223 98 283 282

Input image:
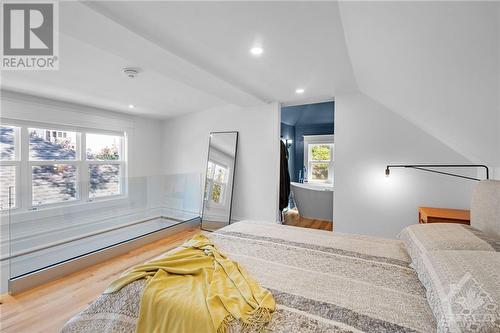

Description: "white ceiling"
1 1 356 119
339 1 500 165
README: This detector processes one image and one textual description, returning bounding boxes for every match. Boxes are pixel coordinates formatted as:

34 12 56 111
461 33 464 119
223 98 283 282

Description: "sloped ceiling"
339 1 500 165
1 1 498 166
1 1 356 118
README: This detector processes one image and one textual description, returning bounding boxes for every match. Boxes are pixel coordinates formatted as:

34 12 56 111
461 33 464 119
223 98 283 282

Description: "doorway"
279 101 334 231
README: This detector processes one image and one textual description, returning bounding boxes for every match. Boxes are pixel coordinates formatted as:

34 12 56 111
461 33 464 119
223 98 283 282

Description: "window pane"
32 165 77 206
311 163 329 180
0 166 16 210
86 134 121 160
214 165 227 183
207 161 214 179
89 164 120 198
1 126 15 161
311 144 330 161
211 183 223 203
29 128 77 160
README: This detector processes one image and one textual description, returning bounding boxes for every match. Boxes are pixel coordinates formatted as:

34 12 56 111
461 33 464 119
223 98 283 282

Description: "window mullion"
79 132 89 202
20 126 30 209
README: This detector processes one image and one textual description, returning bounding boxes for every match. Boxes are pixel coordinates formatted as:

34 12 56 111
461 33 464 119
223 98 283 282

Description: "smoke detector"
122 67 140 79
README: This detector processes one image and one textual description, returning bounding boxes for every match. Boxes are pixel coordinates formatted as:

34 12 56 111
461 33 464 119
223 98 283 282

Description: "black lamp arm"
385 164 489 181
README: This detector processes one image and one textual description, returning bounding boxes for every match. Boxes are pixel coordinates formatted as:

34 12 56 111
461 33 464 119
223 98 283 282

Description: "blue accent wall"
281 101 334 182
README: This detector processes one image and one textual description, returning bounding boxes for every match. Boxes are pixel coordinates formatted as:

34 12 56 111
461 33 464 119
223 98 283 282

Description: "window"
304 135 334 183
89 164 120 198
86 133 121 160
29 128 77 160
1 126 19 210
0 122 126 211
205 161 228 205
86 133 123 199
0 165 16 210
29 128 79 206
32 164 77 206
1 126 16 161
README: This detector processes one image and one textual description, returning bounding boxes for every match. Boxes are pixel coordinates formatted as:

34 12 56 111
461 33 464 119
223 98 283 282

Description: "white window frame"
0 119 127 212
205 160 228 207
303 135 334 184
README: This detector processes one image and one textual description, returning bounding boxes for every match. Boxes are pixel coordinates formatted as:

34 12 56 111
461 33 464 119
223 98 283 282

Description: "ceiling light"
295 88 305 94
250 46 263 56
128 104 135 109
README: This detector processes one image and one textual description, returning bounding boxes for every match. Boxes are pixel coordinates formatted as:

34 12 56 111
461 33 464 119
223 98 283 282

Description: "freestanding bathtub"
290 182 333 221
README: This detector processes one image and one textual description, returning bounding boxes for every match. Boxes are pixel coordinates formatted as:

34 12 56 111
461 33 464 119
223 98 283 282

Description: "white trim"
275 103 282 222
281 97 334 108
1 90 134 132
1 118 125 137
303 134 334 144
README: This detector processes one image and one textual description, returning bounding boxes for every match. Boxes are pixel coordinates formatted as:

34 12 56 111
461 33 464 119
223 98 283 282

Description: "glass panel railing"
0 186 14 293
4 173 202 286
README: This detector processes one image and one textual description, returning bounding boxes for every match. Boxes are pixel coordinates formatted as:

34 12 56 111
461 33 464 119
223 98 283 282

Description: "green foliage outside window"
211 183 222 203
311 163 329 180
89 146 119 160
311 145 330 161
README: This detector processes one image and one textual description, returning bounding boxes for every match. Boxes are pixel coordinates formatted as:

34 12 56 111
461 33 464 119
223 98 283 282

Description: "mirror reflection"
201 132 238 231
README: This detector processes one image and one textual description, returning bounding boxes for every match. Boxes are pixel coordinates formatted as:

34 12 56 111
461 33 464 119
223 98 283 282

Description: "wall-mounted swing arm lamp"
385 164 489 181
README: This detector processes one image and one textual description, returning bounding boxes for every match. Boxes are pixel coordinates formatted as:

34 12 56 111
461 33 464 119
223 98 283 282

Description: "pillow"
417 250 500 333
471 180 500 239
399 224 500 256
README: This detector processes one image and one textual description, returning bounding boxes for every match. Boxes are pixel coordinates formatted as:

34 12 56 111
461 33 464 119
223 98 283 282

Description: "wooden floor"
0 226 201 333
283 208 333 231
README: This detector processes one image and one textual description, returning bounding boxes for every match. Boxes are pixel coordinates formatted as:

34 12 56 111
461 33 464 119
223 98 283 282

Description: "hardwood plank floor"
283 208 333 231
0 226 201 333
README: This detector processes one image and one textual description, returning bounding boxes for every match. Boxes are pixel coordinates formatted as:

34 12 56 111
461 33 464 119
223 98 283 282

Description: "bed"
61 221 435 333
61 180 500 333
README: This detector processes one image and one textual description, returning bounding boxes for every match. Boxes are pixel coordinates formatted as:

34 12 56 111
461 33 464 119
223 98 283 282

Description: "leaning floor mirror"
201 131 239 231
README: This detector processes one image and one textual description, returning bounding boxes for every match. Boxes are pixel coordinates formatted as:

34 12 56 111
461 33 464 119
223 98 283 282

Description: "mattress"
61 221 436 333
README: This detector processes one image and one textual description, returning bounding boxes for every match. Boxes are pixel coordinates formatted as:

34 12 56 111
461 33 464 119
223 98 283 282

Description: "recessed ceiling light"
128 104 135 109
295 88 305 94
250 46 263 56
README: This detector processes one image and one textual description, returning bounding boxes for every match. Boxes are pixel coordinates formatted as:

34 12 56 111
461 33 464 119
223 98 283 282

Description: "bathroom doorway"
279 101 334 231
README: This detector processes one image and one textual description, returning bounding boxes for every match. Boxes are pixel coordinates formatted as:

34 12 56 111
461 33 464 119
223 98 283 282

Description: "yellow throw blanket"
104 234 276 333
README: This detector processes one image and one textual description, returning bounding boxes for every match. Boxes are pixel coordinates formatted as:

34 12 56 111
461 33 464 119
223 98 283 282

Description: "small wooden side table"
418 207 470 225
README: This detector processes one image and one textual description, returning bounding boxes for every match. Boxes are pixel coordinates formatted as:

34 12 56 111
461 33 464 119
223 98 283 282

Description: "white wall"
333 93 476 238
339 1 500 169
161 103 280 223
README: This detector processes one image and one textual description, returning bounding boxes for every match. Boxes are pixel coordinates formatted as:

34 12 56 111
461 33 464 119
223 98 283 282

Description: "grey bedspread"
61 220 436 333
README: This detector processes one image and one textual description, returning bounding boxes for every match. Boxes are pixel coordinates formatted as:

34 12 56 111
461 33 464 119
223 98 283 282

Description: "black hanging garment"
279 140 291 211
